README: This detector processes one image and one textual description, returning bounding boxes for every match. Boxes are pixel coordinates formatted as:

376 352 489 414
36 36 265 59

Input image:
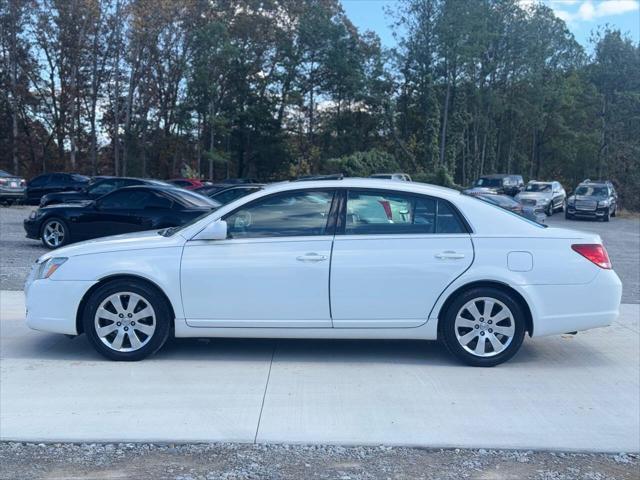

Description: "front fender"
50 246 185 319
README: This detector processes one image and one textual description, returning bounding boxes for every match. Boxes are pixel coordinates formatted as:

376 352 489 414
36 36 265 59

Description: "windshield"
159 211 213 237
575 185 607 196
168 188 221 208
525 183 552 192
474 178 502 188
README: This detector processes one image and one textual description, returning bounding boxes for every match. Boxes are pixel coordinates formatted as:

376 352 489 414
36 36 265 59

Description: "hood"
45 190 85 198
38 229 186 262
41 200 93 210
572 194 607 201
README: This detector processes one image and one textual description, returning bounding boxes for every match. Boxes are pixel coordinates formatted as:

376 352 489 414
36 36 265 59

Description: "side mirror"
193 219 227 241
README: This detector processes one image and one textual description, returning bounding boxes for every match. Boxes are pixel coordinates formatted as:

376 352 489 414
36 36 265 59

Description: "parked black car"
207 184 264 205
25 173 90 205
473 193 545 223
39 177 171 207
566 180 617 221
0 169 26 204
466 174 524 196
24 185 221 249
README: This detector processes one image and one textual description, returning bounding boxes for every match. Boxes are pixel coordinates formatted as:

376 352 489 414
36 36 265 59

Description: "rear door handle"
435 251 465 260
296 253 327 262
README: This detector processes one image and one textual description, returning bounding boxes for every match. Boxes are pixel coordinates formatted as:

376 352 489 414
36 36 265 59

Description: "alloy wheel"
94 292 156 352
43 221 65 248
454 297 515 357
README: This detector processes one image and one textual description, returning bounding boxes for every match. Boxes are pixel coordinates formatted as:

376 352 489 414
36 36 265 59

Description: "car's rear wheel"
41 218 70 249
83 280 171 361
441 287 526 367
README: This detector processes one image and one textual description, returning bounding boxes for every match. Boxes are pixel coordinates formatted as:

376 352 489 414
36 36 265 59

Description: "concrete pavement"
1 290 639 452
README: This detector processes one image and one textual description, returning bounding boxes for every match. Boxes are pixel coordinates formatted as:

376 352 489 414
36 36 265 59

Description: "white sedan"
24 178 622 366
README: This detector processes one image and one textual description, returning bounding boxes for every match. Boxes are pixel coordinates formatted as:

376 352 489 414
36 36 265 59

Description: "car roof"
261 178 461 200
215 183 264 190
479 174 519 179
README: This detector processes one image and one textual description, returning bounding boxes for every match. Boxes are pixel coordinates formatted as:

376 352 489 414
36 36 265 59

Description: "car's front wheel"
83 280 171 361
41 218 70 249
546 203 553 216
440 287 526 367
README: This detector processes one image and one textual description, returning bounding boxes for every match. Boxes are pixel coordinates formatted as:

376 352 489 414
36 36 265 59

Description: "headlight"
598 200 610 207
29 210 37 219
36 257 68 279
567 197 575 205
536 198 548 205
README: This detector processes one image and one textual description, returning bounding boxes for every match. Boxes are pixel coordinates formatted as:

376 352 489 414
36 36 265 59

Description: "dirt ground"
0 442 638 480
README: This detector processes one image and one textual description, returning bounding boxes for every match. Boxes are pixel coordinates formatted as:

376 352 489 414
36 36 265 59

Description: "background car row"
2 167 622 249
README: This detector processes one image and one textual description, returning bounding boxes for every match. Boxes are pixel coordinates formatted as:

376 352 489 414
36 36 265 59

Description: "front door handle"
296 253 328 262
435 251 465 260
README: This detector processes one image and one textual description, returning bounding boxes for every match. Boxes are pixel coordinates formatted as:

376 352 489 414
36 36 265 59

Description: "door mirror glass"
194 219 227 241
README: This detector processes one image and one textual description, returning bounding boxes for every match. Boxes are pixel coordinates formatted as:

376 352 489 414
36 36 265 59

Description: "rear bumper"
522 269 622 337
0 188 25 200
25 279 97 335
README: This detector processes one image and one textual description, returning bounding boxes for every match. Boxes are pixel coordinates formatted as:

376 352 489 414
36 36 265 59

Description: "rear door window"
345 190 466 235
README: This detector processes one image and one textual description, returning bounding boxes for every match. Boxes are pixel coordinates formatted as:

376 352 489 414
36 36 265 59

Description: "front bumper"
25 278 97 335
23 218 41 239
566 206 609 218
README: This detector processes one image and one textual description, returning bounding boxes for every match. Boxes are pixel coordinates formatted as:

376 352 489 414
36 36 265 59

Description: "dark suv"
26 173 90 205
467 174 524 196
566 180 617 221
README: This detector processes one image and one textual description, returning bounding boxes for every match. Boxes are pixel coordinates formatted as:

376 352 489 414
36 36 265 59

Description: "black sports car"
24 185 220 249
39 177 171 207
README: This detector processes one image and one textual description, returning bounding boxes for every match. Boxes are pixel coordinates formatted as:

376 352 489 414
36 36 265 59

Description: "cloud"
554 0 639 22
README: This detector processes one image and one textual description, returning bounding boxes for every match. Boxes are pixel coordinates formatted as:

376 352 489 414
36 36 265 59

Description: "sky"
341 0 640 50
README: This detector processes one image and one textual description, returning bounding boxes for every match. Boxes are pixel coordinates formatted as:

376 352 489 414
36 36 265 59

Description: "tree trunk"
208 101 215 180
439 78 451 166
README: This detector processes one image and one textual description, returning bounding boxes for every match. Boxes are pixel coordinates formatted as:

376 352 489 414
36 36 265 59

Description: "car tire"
440 287 526 367
603 210 610 222
546 203 553 216
565 211 573 220
611 206 616 217
40 217 70 249
83 279 171 361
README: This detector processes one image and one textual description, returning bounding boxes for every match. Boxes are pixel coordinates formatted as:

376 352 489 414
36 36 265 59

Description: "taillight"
571 244 611 269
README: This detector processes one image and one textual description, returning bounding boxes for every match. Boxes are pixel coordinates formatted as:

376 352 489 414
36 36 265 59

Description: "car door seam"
425 234 477 322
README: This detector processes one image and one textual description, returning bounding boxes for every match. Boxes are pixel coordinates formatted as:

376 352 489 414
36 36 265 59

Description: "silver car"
515 181 566 216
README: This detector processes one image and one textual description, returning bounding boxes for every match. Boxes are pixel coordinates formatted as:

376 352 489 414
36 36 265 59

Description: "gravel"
1 205 638 302
0 205 45 291
0 443 638 480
